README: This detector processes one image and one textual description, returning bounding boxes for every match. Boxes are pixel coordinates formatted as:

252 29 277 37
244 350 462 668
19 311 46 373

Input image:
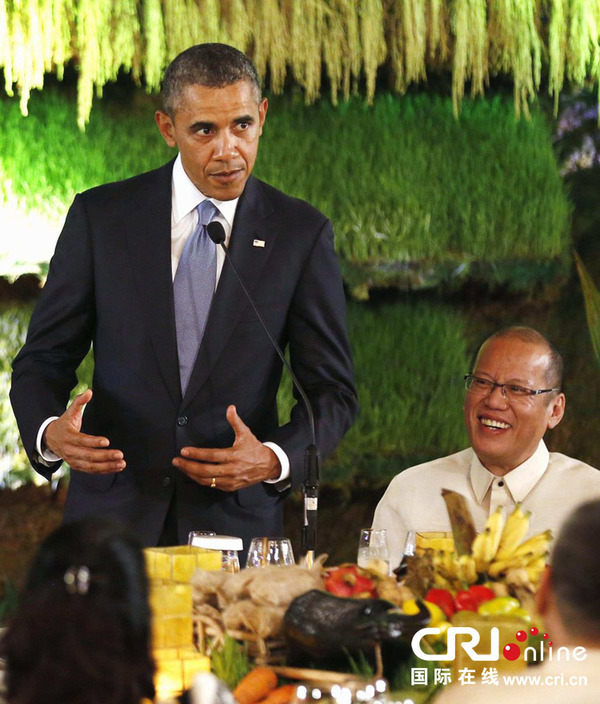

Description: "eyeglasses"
464 374 560 401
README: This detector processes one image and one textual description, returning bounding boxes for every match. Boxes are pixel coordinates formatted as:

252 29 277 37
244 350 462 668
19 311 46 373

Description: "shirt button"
498 480 504 487
177 416 188 426
162 476 172 487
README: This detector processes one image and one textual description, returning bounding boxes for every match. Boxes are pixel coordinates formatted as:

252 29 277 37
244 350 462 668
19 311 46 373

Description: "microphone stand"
208 223 320 563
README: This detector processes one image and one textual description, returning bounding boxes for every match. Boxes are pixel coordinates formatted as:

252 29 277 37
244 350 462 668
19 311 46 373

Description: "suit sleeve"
263 217 358 488
10 194 95 479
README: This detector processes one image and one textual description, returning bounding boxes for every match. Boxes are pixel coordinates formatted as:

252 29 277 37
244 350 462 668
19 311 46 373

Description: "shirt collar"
469 440 550 504
171 153 238 228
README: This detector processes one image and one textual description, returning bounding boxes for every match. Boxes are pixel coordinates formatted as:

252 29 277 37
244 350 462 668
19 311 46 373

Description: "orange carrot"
257 683 297 704
233 666 279 704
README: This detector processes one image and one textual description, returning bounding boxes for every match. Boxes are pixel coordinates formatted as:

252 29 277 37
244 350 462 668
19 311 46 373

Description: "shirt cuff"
262 442 290 484
36 417 62 465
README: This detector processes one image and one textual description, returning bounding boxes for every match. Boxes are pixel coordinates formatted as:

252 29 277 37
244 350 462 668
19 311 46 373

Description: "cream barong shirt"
372 440 600 570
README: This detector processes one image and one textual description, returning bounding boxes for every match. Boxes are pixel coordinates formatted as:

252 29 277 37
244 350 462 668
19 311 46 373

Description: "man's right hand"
43 389 126 474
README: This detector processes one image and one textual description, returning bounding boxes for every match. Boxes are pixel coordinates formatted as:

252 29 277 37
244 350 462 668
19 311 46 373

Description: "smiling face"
155 80 267 200
464 335 566 475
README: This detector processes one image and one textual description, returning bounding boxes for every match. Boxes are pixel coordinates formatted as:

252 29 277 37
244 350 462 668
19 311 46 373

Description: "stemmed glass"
357 528 390 574
246 537 295 568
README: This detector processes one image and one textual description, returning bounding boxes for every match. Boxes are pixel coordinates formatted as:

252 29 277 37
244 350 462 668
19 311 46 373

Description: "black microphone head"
207 221 226 245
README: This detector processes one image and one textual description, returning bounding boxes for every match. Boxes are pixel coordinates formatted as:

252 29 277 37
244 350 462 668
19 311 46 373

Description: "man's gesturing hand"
43 389 126 474
173 405 281 491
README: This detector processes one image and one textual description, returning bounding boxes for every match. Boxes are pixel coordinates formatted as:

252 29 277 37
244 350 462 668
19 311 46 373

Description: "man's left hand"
172 405 281 491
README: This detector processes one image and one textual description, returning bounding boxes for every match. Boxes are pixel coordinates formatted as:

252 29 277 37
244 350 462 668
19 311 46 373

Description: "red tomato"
468 584 496 606
425 588 456 619
324 566 377 598
324 575 353 597
352 575 377 597
454 590 478 612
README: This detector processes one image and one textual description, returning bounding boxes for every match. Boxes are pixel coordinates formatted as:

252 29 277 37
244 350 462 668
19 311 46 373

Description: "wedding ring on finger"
210 477 217 489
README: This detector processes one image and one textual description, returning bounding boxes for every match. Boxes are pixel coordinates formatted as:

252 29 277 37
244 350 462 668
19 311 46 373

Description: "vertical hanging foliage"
1 0 600 128
358 0 386 101
290 0 325 101
322 0 361 102
245 0 288 94
143 0 167 93
452 0 489 115
548 0 567 114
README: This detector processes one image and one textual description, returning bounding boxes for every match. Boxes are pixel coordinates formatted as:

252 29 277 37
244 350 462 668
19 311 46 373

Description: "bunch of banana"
487 530 552 582
430 550 478 590
471 504 552 584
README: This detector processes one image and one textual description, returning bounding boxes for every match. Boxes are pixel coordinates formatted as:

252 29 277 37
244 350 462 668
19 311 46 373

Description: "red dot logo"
530 627 539 636
503 643 521 661
515 630 528 642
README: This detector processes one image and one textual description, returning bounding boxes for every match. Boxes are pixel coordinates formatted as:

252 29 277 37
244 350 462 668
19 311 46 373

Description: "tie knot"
197 200 218 227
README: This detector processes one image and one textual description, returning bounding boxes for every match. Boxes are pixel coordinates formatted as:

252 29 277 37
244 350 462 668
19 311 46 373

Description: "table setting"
148 490 551 704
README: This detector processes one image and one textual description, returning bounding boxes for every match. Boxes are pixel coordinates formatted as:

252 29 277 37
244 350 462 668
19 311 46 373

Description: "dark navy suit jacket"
10 160 357 552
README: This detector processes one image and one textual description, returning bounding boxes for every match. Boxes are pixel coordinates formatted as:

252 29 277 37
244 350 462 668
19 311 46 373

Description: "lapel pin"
253 239 266 248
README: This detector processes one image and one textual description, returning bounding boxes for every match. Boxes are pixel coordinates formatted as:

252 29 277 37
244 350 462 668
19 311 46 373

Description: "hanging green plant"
1 0 600 128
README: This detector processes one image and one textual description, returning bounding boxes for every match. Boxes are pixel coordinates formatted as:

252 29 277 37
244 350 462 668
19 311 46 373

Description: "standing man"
10 44 357 551
373 326 600 569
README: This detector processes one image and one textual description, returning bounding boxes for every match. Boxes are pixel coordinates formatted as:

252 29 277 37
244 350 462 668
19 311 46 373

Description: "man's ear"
547 392 565 430
155 111 177 147
535 565 552 616
258 97 268 136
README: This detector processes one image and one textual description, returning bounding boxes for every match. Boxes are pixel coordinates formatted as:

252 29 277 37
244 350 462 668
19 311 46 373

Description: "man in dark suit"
10 44 357 552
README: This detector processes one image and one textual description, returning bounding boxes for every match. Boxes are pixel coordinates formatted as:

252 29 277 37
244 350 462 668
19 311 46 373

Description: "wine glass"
357 528 390 574
246 537 295 568
395 529 416 578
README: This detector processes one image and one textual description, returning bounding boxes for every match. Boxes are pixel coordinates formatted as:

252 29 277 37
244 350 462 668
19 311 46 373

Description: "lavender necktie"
174 200 218 393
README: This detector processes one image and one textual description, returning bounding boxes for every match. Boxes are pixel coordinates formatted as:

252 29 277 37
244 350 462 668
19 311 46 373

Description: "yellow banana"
511 529 553 559
458 554 478 584
484 506 506 560
472 506 505 571
443 551 460 579
433 572 454 589
494 504 530 561
471 532 490 573
525 555 548 584
487 558 516 578
488 550 534 577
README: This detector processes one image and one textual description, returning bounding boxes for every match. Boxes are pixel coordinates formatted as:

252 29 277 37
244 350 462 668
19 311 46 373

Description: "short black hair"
161 43 262 117
552 499 600 641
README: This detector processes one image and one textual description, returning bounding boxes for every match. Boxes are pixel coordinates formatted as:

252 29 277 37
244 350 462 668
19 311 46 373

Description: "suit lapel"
125 160 182 408
181 177 277 409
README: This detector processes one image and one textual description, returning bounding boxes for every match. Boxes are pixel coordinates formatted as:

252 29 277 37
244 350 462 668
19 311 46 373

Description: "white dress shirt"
372 440 600 569
38 154 290 483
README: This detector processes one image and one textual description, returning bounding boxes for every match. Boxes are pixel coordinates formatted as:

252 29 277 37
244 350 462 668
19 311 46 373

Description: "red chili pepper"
454 589 478 612
468 584 495 606
425 588 456 619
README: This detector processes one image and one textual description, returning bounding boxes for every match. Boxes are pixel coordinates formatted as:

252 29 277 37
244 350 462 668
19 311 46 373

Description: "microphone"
207 221 320 563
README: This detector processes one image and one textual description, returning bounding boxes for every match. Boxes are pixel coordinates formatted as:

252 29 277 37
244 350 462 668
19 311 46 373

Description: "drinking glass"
357 528 390 574
403 529 416 558
221 550 240 573
246 537 295 568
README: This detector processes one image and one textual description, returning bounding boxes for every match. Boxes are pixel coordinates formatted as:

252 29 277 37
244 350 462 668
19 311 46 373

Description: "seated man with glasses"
372 325 600 570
